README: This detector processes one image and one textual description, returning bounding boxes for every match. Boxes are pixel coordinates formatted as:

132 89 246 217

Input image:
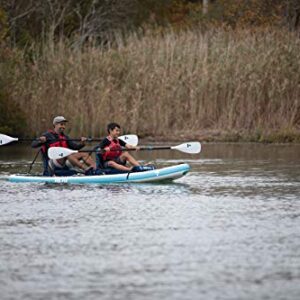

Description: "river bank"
140 129 300 144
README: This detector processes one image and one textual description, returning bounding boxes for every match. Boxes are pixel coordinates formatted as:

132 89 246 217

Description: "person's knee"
81 153 90 159
107 161 115 167
69 152 88 160
68 153 78 161
70 153 86 162
121 153 130 161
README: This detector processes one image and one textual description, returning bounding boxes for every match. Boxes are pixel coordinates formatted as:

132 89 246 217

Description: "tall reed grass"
8 28 300 141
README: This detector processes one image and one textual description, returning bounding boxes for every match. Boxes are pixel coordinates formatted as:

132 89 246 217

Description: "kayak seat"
52 169 78 176
101 168 128 175
83 165 157 176
85 168 108 176
131 165 156 172
84 167 96 176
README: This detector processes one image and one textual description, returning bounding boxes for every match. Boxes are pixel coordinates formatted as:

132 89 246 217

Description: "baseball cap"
53 116 68 125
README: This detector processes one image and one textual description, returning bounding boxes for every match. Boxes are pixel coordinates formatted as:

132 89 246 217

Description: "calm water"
0 143 299 300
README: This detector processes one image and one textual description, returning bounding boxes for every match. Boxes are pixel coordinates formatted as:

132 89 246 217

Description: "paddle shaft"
77 146 175 153
48 141 200 159
9 138 102 142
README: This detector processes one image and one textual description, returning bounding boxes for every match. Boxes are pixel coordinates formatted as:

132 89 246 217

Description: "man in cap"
32 116 96 176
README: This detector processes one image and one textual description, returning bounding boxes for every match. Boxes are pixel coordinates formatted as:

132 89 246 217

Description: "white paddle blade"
172 142 201 154
48 147 78 160
0 134 18 146
119 134 138 146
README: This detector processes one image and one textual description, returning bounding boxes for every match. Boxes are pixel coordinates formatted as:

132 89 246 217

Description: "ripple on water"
0 145 300 300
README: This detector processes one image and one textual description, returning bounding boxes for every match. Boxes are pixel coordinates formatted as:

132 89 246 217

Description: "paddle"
48 142 201 160
0 133 138 147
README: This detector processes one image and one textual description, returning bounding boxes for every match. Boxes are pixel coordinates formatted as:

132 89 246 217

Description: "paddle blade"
48 147 78 159
172 142 201 154
119 134 138 146
0 134 18 146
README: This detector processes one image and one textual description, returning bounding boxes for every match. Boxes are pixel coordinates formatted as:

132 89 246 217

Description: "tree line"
0 0 299 48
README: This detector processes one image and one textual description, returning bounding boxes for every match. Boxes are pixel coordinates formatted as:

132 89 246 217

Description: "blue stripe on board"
8 164 190 184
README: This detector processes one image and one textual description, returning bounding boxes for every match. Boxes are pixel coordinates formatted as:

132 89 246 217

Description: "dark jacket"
32 130 84 176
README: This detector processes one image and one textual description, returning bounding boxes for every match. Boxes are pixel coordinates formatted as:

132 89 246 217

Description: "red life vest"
41 130 68 155
102 136 122 161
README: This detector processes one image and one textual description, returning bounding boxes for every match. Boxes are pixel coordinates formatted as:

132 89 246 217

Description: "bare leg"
120 152 140 167
105 152 140 171
79 153 96 169
107 160 131 171
67 153 96 170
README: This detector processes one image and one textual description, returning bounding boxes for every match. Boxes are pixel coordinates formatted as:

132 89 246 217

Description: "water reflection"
1 179 194 198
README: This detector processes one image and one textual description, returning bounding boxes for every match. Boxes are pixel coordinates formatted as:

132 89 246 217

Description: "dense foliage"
0 0 299 140
1 0 299 47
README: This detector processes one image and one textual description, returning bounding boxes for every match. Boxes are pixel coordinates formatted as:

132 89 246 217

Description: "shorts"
48 158 66 170
48 159 77 176
103 157 126 168
48 158 75 172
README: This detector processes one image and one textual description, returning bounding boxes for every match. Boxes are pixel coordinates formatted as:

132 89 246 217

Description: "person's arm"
66 136 86 150
31 133 48 148
99 138 111 150
123 139 140 150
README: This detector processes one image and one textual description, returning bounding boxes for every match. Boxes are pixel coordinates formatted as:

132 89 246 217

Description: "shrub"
0 46 26 135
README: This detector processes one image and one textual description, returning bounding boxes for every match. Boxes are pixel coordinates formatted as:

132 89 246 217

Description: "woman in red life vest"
97 122 140 172
31 116 96 176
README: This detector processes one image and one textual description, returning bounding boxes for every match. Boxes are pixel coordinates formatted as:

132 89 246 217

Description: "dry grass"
9 27 300 141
